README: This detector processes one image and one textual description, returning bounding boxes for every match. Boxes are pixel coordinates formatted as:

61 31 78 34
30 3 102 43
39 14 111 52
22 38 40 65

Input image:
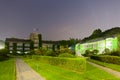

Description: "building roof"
6 38 31 43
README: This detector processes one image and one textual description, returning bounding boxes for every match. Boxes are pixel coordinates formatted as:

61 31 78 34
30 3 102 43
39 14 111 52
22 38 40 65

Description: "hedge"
91 55 120 65
33 56 86 72
58 53 75 58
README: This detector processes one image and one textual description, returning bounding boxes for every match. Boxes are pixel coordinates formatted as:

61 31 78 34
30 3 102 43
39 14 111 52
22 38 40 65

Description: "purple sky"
0 0 120 40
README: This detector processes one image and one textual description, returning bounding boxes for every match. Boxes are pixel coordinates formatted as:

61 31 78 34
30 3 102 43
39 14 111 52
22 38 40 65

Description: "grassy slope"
23 58 119 80
88 58 120 72
0 58 15 80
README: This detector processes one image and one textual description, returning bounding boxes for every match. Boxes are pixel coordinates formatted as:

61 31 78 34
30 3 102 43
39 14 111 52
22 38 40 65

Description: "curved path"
87 61 120 78
16 58 45 80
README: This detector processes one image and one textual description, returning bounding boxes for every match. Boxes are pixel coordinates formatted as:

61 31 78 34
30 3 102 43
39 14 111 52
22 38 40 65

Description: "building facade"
75 36 118 55
5 32 42 54
5 38 33 54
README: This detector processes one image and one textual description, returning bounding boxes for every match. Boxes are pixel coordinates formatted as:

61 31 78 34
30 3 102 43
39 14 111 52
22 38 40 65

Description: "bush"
110 51 120 56
92 49 99 54
103 48 111 55
59 47 75 55
83 50 93 57
83 49 99 57
34 48 47 55
34 48 57 56
45 50 57 56
91 55 120 65
0 49 9 54
58 53 75 58
33 56 86 72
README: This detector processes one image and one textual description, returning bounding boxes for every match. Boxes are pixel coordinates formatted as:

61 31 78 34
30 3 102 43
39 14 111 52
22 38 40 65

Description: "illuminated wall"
75 36 119 55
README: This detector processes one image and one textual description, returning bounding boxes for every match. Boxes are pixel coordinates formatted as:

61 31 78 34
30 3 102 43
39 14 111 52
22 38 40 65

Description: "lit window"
17 43 22 46
25 44 30 47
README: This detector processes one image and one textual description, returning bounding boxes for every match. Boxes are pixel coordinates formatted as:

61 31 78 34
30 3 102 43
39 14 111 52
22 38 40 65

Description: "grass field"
0 58 15 80
88 58 120 72
23 58 119 80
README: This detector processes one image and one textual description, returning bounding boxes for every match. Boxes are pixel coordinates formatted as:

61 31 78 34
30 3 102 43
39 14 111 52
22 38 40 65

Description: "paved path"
16 58 45 80
87 61 120 78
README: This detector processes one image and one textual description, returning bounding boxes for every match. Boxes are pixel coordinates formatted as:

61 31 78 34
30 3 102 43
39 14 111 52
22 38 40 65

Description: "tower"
30 32 42 49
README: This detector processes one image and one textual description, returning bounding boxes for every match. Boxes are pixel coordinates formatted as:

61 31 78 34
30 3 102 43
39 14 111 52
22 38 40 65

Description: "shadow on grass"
0 54 9 61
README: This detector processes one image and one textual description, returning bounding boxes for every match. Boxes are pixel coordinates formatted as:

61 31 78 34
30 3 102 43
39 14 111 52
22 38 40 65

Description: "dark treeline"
43 38 81 46
82 27 120 42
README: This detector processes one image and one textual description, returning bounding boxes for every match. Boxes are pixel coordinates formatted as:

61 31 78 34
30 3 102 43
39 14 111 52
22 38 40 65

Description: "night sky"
0 0 120 40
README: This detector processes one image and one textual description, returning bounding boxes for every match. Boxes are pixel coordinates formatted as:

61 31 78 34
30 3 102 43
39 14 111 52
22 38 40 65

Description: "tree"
90 29 102 39
92 49 99 55
117 34 120 49
0 49 9 54
92 29 102 36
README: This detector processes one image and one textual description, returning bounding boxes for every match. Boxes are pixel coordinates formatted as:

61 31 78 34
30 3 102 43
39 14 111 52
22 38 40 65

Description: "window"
10 51 12 53
34 44 38 47
25 44 30 47
9 47 13 50
17 43 22 46
9 43 13 46
24 48 30 50
17 47 23 50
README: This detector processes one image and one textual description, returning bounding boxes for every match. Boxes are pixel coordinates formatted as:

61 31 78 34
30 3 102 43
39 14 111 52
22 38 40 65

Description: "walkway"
16 58 45 80
87 61 120 78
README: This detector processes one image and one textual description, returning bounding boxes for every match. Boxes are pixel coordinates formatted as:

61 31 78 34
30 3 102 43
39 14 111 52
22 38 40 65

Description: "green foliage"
103 48 110 55
92 49 99 54
88 58 120 72
83 50 92 57
110 51 120 56
34 48 47 55
83 49 99 57
30 50 35 55
59 47 74 55
23 58 119 80
46 50 56 56
38 34 42 47
33 56 86 72
91 29 102 38
58 38 81 46
0 49 9 61
92 29 102 35
82 27 120 42
117 34 120 49
91 55 120 65
103 50 120 56
26 50 35 58
0 49 9 54
34 48 56 56
58 53 75 58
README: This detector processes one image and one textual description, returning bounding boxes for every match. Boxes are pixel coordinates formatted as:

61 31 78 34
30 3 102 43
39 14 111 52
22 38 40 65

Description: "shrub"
0 49 9 54
45 50 57 56
110 51 120 56
34 48 57 56
91 55 120 65
33 56 86 72
34 48 47 55
58 53 75 58
103 48 111 55
59 47 75 55
92 49 99 54
83 50 94 57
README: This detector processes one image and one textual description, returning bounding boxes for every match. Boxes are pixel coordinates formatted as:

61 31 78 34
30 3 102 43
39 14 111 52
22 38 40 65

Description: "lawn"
88 58 120 72
0 58 15 80
23 58 119 80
